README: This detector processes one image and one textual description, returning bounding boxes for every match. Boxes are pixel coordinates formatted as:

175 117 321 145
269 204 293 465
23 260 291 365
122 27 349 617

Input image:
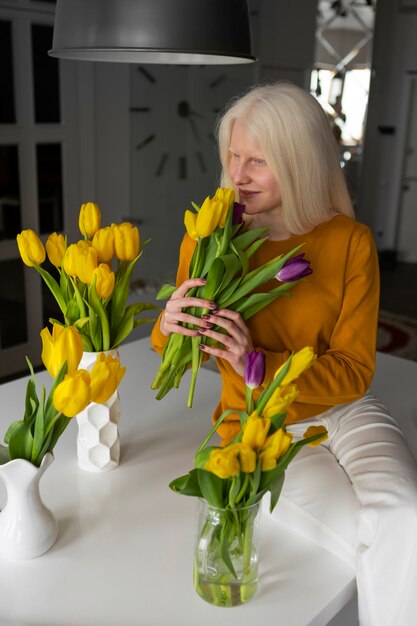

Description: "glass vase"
194 499 262 607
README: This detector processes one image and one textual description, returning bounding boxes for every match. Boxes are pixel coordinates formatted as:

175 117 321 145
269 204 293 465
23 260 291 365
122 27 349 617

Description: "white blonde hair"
217 82 354 234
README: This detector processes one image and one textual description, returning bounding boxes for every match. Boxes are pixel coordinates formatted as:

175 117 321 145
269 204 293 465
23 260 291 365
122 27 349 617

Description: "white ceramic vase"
76 349 121 473
0 452 58 560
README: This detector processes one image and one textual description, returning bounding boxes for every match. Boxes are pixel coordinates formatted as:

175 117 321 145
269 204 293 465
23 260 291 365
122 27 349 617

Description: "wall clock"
130 64 254 181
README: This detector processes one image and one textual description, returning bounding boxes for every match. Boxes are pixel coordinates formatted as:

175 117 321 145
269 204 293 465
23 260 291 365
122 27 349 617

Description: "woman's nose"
230 161 251 185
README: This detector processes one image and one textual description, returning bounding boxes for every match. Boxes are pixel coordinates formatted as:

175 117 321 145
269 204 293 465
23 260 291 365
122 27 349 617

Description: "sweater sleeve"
150 234 196 354
259 227 380 409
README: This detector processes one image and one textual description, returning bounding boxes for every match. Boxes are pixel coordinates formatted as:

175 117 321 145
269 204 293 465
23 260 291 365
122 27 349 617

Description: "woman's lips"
239 189 259 199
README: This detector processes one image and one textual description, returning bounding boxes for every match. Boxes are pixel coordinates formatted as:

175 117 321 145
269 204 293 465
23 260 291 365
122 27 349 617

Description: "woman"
151 82 417 625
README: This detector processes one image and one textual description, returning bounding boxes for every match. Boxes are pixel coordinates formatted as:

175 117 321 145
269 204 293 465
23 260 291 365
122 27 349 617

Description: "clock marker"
136 134 156 150
156 153 169 177
137 67 156 84
130 107 151 113
209 75 226 88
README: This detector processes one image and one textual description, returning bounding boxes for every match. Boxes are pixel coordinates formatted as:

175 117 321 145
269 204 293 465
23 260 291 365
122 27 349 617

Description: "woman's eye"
252 158 266 165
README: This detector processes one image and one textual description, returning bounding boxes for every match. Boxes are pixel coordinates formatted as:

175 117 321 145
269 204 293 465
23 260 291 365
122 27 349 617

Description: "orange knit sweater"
151 215 380 443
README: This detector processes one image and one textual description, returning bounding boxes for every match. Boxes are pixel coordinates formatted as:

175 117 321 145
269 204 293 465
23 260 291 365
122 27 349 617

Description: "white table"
0 339 415 626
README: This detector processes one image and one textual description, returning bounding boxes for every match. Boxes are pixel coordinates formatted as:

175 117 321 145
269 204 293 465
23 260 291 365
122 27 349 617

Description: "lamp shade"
49 0 255 65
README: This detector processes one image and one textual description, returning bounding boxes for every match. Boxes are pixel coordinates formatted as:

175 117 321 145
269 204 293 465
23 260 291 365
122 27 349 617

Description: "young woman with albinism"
151 82 417 626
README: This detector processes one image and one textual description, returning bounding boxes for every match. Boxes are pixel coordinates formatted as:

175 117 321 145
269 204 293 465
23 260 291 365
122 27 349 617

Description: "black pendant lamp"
48 0 255 65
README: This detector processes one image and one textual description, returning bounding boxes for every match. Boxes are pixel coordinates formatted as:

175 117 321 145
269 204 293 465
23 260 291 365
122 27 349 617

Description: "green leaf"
8 420 34 462
232 226 268 250
255 356 293 416
156 283 176 300
269 470 285 512
31 386 46 464
218 245 304 309
197 468 224 508
269 412 287 432
220 520 237 578
65 298 81 324
0 445 10 465
33 264 67 316
88 280 110 350
169 468 203 498
194 446 217 469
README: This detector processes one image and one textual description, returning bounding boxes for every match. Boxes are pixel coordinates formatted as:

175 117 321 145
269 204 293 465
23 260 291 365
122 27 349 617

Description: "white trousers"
270 393 417 626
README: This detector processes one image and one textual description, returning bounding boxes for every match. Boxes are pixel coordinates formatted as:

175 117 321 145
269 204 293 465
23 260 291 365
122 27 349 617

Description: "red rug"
377 310 417 362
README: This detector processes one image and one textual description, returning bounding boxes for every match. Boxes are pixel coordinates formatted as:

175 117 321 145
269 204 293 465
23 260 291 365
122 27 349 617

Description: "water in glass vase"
193 499 261 607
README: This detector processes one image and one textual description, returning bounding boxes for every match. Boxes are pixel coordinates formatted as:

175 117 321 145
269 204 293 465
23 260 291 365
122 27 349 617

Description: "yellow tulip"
260 429 293 471
65 241 98 284
16 229 46 267
46 232 65 268
40 323 83 377
214 187 235 227
89 353 126 404
93 264 115 298
92 226 115 262
236 443 257 473
242 412 271 450
63 244 78 277
205 444 241 479
274 347 317 387
79 202 101 239
303 425 328 447
195 196 224 238
53 369 92 417
184 210 198 240
112 222 140 261
263 384 299 418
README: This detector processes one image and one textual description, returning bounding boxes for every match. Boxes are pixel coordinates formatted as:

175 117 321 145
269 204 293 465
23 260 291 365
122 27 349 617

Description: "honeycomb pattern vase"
76 350 121 472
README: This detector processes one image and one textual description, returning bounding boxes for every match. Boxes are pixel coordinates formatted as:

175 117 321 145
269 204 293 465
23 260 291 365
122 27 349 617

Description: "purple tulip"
232 202 245 225
276 253 313 282
244 351 266 389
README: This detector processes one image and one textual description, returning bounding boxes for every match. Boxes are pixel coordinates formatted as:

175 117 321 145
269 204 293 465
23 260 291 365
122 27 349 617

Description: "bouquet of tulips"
16 202 157 352
170 347 327 606
152 187 312 408
0 323 125 468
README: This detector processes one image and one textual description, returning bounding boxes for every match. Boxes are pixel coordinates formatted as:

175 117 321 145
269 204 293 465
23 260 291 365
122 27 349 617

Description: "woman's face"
228 119 282 220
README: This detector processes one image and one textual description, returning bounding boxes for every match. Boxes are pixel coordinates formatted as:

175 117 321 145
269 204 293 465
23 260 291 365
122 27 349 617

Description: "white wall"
358 2 417 254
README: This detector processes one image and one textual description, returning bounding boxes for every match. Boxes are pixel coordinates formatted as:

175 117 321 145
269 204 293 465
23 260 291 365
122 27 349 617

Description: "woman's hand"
159 278 218 337
197 309 254 377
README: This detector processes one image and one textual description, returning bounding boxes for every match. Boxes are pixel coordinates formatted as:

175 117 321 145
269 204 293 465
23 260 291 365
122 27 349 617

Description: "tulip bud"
53 369 92 417
63 244 78 277
276 253 313 282
242 412 271 450
237 443 257 473
72 241 98 284
184 210 198 240
93 264 115 299
92 226 115 262
112 222 140 261
260 429 293 471
40 323 83 377
46 232 65 268
273 347 316 387
205 445 241 479
89 353 126 404
263 384 299 418
232 202 245 225
16 229 46 267
79 202 101 239
244 351 265 390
